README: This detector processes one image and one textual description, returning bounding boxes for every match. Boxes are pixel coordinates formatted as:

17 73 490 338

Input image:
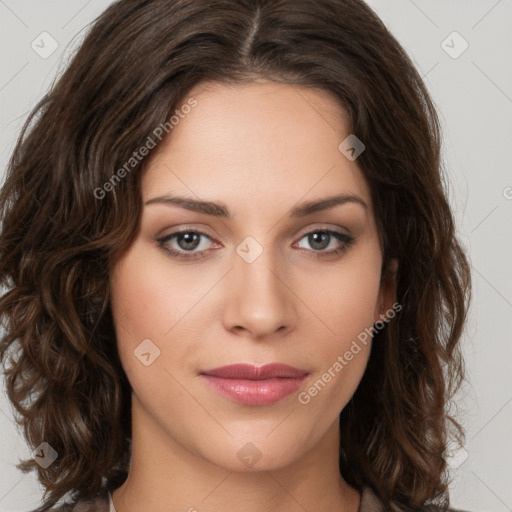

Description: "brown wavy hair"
0 0 471 510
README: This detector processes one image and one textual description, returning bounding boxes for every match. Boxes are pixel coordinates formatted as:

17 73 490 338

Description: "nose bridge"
222 235 296 337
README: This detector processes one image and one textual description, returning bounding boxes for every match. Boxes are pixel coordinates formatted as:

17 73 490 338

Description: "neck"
112 395 361 512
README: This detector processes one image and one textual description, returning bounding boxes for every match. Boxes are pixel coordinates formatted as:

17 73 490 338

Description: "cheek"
110 248 175 376
294 256 381 406
110 244 200 339
306 255 382 344
110 244 217 396
109 255 181 421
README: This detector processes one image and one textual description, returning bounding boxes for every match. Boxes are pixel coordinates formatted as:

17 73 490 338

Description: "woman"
0 0 472 511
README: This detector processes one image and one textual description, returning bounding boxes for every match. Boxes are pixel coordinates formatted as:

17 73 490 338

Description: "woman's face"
110 80 395 471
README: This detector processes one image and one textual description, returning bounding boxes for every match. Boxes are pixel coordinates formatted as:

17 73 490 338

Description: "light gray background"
0 1 511 511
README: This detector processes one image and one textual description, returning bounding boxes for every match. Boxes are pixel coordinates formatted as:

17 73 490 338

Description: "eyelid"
156 224 217 243
294 222 352 237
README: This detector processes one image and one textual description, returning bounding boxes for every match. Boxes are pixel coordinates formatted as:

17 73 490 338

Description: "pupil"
178 233 200 250
310 232 329 250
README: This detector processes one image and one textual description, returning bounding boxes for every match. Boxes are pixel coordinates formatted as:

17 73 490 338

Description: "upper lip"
200 363 309 380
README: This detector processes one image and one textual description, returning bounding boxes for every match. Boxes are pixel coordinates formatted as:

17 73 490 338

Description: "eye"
156 227 355 260
157 228 218 260
293 229 355 259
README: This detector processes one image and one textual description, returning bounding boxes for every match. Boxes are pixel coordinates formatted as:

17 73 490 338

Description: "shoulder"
45 485 110 512
360 486 472 512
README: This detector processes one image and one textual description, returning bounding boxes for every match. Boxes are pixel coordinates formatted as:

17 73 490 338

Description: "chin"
196 436 304 473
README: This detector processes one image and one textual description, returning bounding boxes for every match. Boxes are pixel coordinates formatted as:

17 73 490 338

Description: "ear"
374 257 398 323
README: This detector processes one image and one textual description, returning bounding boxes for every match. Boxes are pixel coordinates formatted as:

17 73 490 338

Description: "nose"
221 246 297 340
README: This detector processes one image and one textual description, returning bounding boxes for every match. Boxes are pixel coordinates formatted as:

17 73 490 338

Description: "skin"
110 80 397 512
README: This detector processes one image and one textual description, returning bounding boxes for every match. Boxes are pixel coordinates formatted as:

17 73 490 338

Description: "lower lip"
200 375 308 406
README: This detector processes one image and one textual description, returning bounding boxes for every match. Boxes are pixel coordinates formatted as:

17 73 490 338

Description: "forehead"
142 80 373 219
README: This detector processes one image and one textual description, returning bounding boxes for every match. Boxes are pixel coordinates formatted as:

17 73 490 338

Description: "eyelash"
156 227 355 261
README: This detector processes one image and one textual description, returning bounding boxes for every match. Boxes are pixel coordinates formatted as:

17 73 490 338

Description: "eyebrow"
145 192 367 218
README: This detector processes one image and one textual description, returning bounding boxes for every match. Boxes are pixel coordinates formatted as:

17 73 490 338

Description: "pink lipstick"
199 363 309 406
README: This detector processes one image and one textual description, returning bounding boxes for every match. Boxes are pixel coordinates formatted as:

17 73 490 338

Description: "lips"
200 363 309 379
199 363 309 406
